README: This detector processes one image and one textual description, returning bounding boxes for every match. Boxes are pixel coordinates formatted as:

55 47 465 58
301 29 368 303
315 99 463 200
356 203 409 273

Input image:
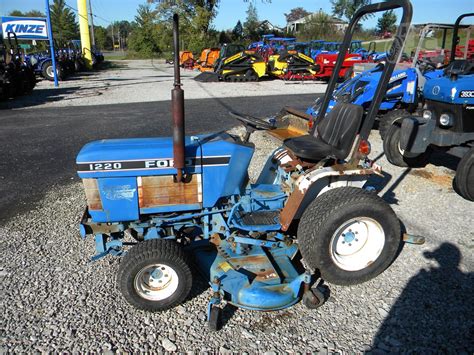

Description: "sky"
1 0 473 30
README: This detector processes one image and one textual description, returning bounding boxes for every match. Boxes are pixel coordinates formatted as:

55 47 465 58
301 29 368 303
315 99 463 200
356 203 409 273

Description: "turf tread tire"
298 187 401 286
117 239 193 312
454 147 474 201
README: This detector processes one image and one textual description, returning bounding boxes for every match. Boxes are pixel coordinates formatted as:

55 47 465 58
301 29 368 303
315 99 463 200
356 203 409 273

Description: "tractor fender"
280 165 378 229
38 58 51 70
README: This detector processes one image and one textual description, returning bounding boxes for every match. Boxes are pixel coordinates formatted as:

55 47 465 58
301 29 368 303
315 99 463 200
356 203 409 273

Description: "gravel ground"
2 60 327 109
1 61 473 353
1 130 472 353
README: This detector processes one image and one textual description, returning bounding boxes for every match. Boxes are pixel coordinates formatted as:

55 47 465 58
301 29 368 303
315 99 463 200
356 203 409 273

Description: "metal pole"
77 0 93 69
45 0 58 87
88 0 96 47
111 24 115 51
171 14 185 182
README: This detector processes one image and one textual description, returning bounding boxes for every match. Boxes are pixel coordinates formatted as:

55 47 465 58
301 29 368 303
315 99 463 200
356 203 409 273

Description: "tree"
9 10 45 17
232 20 243 40
50 0 79 42
377 10 397 34
218 30 231 44
243 1 259 40
284 7 310 23
300 12 337 41
330 0 372 21
128 4 160 56
93 26 111 50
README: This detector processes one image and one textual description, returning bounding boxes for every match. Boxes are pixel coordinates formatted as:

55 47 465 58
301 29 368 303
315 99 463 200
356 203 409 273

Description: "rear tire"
454 147 474 201
383 123 432 167
298 187 401 286
118 239 193 311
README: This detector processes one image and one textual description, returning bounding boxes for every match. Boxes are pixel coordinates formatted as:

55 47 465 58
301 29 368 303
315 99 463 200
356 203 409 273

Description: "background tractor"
384 13 474 201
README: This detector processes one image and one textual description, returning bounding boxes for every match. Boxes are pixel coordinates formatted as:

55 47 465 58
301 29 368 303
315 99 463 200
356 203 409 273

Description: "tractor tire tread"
298 187 400 286
454 147 474 201
383 123 432 167
378 109 411 140
117 239 193 312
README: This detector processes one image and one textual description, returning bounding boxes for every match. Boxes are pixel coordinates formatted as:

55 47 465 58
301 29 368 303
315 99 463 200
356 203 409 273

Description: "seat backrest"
316 102 364 158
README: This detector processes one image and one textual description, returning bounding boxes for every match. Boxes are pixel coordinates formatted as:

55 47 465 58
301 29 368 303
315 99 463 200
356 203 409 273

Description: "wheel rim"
330 217 385 271
46 66 54 78
134 264 179 301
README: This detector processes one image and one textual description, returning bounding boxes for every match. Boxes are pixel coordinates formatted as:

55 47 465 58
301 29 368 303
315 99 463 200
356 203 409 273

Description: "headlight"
422 110 432 120
439 113 453 127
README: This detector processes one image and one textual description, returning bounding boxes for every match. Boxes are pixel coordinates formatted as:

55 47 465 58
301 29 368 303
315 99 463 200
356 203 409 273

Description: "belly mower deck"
193 233 306 312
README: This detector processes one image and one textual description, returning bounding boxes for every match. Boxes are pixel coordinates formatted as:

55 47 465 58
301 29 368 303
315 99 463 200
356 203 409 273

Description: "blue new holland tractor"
384 13 474 201
76 1 419 329
306 20 472 140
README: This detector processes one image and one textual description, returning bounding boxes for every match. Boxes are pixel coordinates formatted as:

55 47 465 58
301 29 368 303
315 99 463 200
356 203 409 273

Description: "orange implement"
179 51 195 69
194 48 220 72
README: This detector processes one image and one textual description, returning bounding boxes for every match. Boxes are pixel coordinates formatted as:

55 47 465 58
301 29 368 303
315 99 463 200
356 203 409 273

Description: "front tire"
383 123 432 167
454 147 474 201
378 109 411 140
298 187 401 286
118 239 193 311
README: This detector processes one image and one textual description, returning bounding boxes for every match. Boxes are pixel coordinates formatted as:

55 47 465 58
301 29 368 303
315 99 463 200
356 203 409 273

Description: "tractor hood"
424 75 474 104
76 133 251 178
76 132 255 213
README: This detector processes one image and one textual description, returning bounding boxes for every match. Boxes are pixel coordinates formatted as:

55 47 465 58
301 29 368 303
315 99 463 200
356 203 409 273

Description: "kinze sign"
1 17 48 40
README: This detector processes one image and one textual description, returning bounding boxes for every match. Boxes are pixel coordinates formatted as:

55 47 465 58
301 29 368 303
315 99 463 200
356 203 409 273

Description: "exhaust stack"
171 14 185 182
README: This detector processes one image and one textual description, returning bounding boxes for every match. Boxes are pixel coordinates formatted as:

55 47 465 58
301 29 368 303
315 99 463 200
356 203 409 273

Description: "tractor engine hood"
76 133 254 222
424 75 474 104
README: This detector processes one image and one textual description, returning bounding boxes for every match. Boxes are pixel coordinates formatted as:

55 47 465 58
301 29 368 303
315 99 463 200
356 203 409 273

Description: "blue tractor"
76 1 419 330
0 32 36 99
384 13 474 201
26 48 67 81
306 20 472 140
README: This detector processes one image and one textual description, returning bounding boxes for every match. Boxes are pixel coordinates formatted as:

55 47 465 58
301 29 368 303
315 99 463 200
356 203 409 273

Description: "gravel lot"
1 59 326 110
1 61 473 353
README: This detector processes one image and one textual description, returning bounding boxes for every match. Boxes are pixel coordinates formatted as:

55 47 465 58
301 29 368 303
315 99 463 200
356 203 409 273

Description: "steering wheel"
229 111 274 142
416 58 438 73
229 111 274 130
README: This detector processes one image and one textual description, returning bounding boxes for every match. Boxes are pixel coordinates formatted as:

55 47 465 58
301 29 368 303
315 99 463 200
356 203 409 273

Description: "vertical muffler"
172 14 185 182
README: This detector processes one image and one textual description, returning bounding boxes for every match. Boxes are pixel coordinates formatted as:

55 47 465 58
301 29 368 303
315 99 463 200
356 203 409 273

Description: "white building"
286 12 348 34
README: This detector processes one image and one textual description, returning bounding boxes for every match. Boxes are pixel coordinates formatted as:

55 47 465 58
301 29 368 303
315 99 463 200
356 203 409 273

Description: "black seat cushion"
284 103 364 161
283 135 335 161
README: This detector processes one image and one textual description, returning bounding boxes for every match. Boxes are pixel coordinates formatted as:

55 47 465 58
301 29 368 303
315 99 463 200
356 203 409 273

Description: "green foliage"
232 20 243 41
94 26 111 50
377 10 397 34
128 4 161 57
50 0 79 42
285 7 310 23
243 1 259 40
298 12 339 41
330 0 372 21
9 10 45 17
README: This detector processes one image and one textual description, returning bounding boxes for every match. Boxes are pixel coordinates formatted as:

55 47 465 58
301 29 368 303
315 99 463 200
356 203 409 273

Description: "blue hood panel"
76 133 255 220
424 75 474 104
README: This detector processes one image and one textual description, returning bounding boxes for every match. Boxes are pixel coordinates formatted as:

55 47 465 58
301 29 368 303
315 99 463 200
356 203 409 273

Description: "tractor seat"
284 103 363 161
444 60 474 76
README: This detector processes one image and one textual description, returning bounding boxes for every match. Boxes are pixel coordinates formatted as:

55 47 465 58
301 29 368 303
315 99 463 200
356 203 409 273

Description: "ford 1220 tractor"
76 1 420 330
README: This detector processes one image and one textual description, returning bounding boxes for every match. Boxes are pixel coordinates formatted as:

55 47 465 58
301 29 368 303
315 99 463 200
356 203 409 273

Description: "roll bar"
450 13 474 63
315 0 413 142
